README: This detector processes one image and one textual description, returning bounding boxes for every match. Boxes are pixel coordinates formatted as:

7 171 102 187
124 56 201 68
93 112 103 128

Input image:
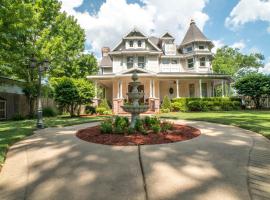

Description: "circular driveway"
0 120 269 200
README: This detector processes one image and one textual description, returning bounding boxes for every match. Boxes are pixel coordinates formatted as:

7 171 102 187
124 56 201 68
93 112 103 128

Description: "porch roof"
87 72 232 81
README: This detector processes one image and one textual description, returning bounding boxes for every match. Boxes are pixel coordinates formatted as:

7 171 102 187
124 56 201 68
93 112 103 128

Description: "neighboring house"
88 20 231 114
0 76 28 120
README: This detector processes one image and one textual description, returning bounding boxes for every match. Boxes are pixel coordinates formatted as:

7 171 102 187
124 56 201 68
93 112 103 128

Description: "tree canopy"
0 0 97 116
234 73 270 108
212 46 264 76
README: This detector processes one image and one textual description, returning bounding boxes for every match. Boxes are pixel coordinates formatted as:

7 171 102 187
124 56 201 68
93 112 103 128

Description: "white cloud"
260 61 270 74
231 40 246 50
60 0 209 56
212 40 225 53
225 0 270 32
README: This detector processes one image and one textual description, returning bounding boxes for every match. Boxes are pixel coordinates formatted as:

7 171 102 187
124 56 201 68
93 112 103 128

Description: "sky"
60 0 270 74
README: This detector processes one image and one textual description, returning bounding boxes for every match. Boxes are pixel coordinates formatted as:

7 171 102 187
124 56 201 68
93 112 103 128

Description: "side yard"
159 111 270 139
0 116 107 165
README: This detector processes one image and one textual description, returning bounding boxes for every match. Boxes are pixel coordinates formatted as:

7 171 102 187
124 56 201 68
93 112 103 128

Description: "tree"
53 77 94 116
212 46 264 76
234 73 270 109
161 96 171 112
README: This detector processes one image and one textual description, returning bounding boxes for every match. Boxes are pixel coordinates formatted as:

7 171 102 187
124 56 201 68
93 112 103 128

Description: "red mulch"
76 124 201 146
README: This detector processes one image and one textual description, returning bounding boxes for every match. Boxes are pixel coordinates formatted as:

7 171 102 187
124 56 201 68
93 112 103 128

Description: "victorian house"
87 20 231 114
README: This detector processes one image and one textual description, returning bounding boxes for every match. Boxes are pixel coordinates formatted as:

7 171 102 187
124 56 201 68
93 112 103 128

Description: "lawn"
159 110 270 139
0 116 107 165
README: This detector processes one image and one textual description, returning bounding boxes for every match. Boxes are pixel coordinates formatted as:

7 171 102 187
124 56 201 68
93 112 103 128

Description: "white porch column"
211 81 215 97
199 79 202 98
149 79 153 98
222 80 225 97
118 80 123 99
152 79 155 98
228 80 231 97
176 79 179 98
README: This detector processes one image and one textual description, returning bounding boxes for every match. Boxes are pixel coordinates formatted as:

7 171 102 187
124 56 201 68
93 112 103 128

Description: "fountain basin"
121 105 149 114
126 92 144 99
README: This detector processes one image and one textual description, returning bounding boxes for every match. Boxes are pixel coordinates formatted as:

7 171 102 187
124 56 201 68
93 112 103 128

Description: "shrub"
85 105 96 115
113 126 125 134
161 108 170 113
11 113 25 121
161 121 173 132
99 99 111 110
149 116 160 126
100 120 113 134
114 116 129 130
127 127 136 135
96 107 107 115
151 124 161 133
42 107 58 117
143 116 151 126
161 96 171 112
171 97 241 112
135 118 144 132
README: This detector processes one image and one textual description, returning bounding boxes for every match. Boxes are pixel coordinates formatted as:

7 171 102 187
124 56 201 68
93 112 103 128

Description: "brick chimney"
101 47 110 57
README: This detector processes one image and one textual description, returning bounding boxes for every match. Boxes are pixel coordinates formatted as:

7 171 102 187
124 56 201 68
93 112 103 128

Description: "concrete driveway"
0 120 269 200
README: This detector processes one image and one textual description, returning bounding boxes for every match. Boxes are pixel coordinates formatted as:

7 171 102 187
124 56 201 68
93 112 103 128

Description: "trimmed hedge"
171 97 241 112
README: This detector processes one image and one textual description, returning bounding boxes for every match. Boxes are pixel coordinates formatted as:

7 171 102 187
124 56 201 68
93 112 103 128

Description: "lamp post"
30 57 50 129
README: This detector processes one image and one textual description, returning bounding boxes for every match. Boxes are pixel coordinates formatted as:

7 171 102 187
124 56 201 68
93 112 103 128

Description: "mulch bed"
76 124 201 146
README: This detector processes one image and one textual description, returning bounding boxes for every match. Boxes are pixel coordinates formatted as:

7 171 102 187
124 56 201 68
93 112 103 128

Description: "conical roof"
180 20 212 46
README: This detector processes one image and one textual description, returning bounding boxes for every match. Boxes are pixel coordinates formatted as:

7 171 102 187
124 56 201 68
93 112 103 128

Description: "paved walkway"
0 121 269 200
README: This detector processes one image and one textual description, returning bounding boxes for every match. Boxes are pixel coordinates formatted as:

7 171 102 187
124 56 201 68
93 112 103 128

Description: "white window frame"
186 46 193 52
0 100 6 120
187 58 194 68
138 40 142 47
138 56 145 68
129 40 134 47
200 57 206 67
199 45 205 50
127 56 134 68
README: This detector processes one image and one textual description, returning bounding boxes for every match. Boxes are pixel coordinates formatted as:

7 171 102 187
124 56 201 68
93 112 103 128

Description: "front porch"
92 75 232 114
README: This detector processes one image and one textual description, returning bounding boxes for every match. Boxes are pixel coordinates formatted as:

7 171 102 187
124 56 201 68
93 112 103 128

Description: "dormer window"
129 41 134 47
138 40 142 47
199 45 205 50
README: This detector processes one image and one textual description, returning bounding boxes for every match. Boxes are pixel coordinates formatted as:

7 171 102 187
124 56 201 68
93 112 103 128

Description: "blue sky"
61 0 270 73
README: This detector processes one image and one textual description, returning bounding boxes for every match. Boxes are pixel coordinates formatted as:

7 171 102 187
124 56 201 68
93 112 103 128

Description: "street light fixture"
30 56 50 129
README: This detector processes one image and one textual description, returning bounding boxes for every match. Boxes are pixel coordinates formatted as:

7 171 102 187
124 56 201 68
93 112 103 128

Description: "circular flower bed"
76 117 200 146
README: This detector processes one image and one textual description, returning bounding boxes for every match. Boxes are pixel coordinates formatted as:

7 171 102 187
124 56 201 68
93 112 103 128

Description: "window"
200 57 206 67
127 56 134 68
202 83 207 97
171 59 178 64
0 100 6 120
186 46 192 52
189 84 195 97
129 41 133 47
187 58 194 68
199 45 205 50
162 58 170 65
138 56 145 68
138 40 142 47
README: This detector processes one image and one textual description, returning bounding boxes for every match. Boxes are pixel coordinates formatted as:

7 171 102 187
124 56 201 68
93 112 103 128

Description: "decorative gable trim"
118 67 156 75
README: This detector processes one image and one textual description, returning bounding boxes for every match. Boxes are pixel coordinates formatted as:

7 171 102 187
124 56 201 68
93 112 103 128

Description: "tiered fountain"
121 71 149 128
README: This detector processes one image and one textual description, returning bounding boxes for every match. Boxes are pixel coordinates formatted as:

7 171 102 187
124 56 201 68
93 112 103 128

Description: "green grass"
0 116 107 165
159 110 270 139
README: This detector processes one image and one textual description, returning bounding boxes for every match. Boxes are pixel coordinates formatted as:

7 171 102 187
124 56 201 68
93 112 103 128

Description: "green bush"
42 107 58 117
143 116 151 126
100 120 113 134
171 97 241 112
85 106 96 115
151 124 161 133
11 113 26 121
127 127 136 135
149 116 160 126
114 116 129 130
161 96 171 112
96 107 107 115
96 99 112 115
161 121 173 132
161 108 170 113
135 118 144 132
99 99 111 110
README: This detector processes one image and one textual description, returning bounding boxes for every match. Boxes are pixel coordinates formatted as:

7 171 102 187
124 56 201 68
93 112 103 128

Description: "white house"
87 20 231 114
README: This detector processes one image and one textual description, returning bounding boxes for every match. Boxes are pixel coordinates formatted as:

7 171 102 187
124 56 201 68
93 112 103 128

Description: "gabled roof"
119 67 155 75
180 20 213 47
124 28 147 39
161 32 174 39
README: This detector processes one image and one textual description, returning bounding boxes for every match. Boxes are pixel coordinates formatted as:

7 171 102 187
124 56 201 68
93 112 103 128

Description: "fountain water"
121 71 149 128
